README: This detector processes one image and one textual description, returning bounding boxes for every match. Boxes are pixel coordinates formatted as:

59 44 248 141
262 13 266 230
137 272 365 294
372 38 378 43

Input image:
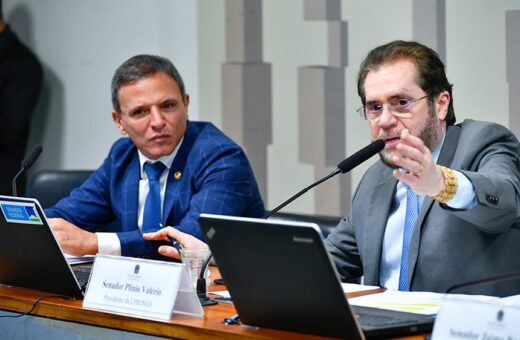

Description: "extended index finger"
143 227 171 241
162 226 184 241
399 129 429 152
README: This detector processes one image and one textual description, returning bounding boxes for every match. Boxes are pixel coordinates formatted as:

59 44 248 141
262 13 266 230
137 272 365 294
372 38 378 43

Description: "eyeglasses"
356 94 430 121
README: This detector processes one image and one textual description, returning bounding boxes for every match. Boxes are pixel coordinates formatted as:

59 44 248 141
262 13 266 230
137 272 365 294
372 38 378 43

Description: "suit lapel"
162 122 197 225
123 155 140 230
408 126 461 284
363 165 397 284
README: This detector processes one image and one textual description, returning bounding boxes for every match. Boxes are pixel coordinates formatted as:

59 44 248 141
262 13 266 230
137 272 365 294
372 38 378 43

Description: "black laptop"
199 214 434 339
0 195 90 298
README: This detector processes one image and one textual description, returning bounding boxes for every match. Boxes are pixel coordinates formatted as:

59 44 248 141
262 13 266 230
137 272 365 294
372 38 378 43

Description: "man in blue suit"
46 54 264 258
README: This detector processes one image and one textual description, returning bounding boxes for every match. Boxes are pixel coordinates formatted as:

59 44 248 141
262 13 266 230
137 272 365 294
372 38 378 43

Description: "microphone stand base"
199 296 218 306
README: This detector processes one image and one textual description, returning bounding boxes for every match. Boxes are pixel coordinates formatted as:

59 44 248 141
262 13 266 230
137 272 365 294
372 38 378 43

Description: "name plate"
432 296 520 339
83 254 202 320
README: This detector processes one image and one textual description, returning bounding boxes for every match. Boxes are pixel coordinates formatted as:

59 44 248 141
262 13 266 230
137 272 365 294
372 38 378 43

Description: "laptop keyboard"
72 266 92 288
356 311 418 327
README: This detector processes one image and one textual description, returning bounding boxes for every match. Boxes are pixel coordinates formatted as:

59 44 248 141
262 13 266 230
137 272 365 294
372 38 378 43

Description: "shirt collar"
431 130 446 164
138 137 183 179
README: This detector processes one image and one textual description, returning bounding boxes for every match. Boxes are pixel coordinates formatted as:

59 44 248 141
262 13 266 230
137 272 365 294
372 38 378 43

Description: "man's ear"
436 91 450 121
184 93 190 117
112 111 127 135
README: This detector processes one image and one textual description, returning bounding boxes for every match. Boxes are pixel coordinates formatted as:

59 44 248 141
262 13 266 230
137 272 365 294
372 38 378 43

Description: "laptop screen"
0 195 84 298
200 213 365 339
199 213 434 339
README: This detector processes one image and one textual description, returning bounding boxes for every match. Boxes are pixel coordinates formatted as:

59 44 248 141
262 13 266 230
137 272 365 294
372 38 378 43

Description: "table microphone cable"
0 295 70 318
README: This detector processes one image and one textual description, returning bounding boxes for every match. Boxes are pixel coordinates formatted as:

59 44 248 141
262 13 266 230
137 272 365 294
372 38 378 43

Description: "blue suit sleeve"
172 144 264 241
117 230 159 257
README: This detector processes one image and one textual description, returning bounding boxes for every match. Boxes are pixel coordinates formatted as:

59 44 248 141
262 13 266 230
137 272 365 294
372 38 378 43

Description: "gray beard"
379 107 440 169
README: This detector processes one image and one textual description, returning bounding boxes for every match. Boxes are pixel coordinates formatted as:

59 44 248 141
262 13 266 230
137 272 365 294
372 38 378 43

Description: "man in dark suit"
46 54 264 259
325 40 520 297
0 1 42 195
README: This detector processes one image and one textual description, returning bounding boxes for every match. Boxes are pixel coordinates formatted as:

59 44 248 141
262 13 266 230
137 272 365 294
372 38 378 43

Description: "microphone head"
21 144 43 170
337 139 384 173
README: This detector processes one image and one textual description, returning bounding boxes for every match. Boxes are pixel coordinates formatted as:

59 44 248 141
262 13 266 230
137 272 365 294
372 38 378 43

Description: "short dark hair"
111 54 186 114
357 40 456 126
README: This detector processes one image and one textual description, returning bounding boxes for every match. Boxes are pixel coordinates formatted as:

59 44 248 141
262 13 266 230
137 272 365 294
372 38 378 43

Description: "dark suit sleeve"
325 214 364 282
442 123 520 233
0 37 42 149
324 169 371 282
173 143 264 241
118 230 159 257
0 30 43 194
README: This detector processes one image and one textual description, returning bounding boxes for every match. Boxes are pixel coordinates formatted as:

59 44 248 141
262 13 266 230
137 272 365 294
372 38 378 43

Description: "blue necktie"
398 187 419 291
142 162 166 233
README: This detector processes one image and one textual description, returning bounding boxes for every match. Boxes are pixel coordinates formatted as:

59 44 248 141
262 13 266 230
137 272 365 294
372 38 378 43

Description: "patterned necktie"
142 162 166 233
398 187 419 291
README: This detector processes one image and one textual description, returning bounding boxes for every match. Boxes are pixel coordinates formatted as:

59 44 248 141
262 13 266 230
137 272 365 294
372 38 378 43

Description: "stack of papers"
349 291 496 315
210 283 382 300
211 284 520 316
65 253 95 265
498 294 520 306
341 283 381 293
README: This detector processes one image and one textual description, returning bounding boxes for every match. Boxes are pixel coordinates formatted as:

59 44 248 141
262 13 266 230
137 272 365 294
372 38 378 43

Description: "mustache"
378 132 401 140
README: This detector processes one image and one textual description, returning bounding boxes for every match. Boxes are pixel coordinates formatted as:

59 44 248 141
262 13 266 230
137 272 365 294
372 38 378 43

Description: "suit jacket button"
486 194 498 205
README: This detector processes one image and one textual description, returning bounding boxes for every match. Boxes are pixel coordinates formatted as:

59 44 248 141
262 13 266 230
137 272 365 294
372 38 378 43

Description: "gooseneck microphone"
12 144 43 197
264 139 385 218
221 140 385 315
336 139 386 174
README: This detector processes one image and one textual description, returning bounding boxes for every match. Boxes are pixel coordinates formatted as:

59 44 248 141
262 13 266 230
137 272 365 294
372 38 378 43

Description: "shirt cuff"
96 232 122 256
445 170 477 209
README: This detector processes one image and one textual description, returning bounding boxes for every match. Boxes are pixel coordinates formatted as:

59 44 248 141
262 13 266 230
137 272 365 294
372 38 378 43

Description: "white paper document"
349 291 496 315
499 293 520 306
341 283 381 293
65 253 95 265
209 290 231 298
